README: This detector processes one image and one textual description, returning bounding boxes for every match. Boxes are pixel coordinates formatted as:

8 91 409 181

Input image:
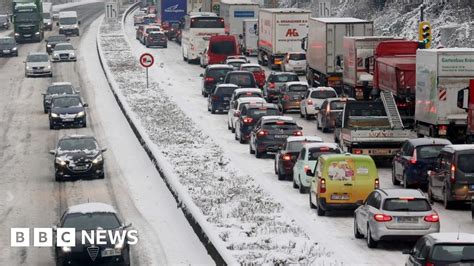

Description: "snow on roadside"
53 0 103 11
97 8 334 265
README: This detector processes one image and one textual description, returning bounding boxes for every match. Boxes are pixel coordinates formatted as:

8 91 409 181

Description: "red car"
201 35 240 66
240 63 266 88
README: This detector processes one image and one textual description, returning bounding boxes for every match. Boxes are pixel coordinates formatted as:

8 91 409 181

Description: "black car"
43 82 78 113
208 84 238 114
49 95 88 129
223 70 258 88
50 135 106 181
54 202 131 265
145 31 167 48
45 35 69 54
249 116 303 158
234 103 280 144
0 37 18 57
166 22 179 40
200 64 234 97
0 15 9 30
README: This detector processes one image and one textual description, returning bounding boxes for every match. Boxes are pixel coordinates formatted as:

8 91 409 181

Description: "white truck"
241 19 257 56
42 2 53 30
304 17 373 94
415 48 474 143
219 0 259 37
257 8 310 70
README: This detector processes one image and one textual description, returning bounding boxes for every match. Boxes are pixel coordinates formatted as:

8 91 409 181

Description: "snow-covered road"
121 9 474 265
0 3 212 265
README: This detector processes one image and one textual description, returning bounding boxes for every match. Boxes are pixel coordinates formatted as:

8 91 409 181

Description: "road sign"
105 2 118 21
140 53 154 68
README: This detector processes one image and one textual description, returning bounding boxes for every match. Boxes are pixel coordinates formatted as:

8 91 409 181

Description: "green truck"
12 0 44 43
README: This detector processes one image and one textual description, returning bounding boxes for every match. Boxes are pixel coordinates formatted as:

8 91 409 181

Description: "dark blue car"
234 103 281 144
207 84 238 114
392 138 452 188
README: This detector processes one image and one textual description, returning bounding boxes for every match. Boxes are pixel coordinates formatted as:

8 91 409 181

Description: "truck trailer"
415 48 474 143
219 0 259 37
304 17 373 94
12 0 44 43
241 19 257 56
160 0 187 33
257 8 310 70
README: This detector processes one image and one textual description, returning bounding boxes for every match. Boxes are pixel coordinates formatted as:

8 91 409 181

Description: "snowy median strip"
96 5 332 264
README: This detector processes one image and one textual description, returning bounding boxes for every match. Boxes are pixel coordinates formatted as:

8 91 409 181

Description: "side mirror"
306 168 314 176
67 38 70 41
315 106 321 110
301 36 307 51
49 150 56 155
123 222 132 229
42 93 46 96
83 103 89 107
298 126 303 130
101 148 108 153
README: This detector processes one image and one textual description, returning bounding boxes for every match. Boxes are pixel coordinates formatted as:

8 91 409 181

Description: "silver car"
354 188 440 248
25 52 52 78
52 42 76 62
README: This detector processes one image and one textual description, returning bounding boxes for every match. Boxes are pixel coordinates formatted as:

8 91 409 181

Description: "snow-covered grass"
97 5 333 264
53 0 104 11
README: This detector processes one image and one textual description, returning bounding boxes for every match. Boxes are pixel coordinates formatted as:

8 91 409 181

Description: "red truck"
373 40 418 127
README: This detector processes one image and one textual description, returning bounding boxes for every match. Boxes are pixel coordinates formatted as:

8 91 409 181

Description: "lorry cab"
58 11 80 36
201 35 240 66
308 153 379 216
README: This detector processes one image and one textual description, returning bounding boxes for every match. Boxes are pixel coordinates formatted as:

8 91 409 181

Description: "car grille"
33 66 44 70
87 246 99 261
68 161 91 172
60 54 69 59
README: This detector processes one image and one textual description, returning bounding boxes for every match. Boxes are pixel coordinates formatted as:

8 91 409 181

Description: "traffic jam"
1 0 474 264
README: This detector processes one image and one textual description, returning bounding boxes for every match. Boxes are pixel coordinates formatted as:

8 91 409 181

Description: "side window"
400 141 409 155
233 101 239 109
373 193 381 209
321 101 327 112
412 238 427 258
420 242 431 259
299 148 306 160
365 192 376 207
444 153 453 171
405 143 414 156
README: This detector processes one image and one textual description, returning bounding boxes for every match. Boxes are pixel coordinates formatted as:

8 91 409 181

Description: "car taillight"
450 164 456 183
326 104 330 113
304 165 310 171
269 82 275 89
375 178 379 189
353 149 362 154
410 149 417 164
242 117 253 124
211 95 219 101
424 213 439 223
425 262 434 266
257 130 268 137
374 214 392 222
205 77 214 82
307 99 313 105
293 131 303 136
319 178 326 193
282 154 291 161
438 125 448 135
283 95 290 100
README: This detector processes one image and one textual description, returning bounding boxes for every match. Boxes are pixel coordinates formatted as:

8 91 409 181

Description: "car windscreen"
330 101 346 110
308 148 341 160
289 53 305 60
215 87 236 95
27 54 49 62
210 40 236 55
0 38 14 44
63 213 120 230
416 145 445 160
207 68 232 79
228 74 255 87
288 85 308 92
59 138 98 152
247 108 280 118
270 74 299 83
262 121 298 130
457 154 474 173
431 244 474 263
47 85 74 95
54 44 73 51
242 66 261 72
47 36 68 43
59 17 77 25
43 13 51 19
52 97 81 108
190 17 224 28
310 90 337 99
382 198 431 212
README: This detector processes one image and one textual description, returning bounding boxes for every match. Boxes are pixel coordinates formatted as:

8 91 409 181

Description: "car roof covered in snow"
286 81 308 87
309 86 336 91
50 82 73 86
314 17 370 24
237 97 265 103
426 233 474 244
261 116 294 122
221 0 258 5
207 64 233 70
442 144 474 153
377 188 425 198
287 136 323 143
303 142 340 150
66 202 117 215
234 88 262 94
408 138 452 147
240 63 261 68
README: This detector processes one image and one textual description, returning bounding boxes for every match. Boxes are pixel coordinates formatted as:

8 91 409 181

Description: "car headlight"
47 65 51 69
47 44 51 47
47 22 52 25
59 26 64 29
35 32 40 35
3 22 6 25
76 111 85 117
70 52 75 57
61 246 71 253
14 33 19 36
92 154 103 164
12 47 17 51
74 25 78 28
26 66 32 70
50 113 59 118
55 158 67 166
53 53 59 57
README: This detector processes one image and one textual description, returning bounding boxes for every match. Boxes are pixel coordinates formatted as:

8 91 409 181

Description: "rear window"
215 87 236 95
458 154 474 173
262 121 298 130
431 244 474 262
247 108 280 118
308 148 341 160
270 74 299 83
289 53 305 60
242 66 262 72
288 85 308 92
310 90 337 99
207 68 232 78
330 101 346 110
416 145 445 159
210 41 236 55
228 74 255 87
382 198 431 212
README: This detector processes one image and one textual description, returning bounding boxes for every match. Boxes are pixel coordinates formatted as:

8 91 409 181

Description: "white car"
300 87 338 119
25 52 52 78
229 88 263 104
228 97 266 133
52 42 76 62
292 143 341 193
281 52 306 74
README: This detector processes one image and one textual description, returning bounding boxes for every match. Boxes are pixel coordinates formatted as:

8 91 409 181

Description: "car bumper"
147 41 167 46
52 56 77 62
278 161 295 176
0 50 17 56
281 101 301 110
55 163 104 179
370 223 439 241
256 140 286 153
15 34 41 42
57 249 128 265
26 69 52 76
304 105 317 115
211 101 230 111
319 197 363 211
405 167 429 186
50 116 86 127
59 29 79 35
238 126 253 139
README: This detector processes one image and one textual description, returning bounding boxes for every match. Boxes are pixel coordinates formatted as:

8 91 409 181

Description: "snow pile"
98 11 333 265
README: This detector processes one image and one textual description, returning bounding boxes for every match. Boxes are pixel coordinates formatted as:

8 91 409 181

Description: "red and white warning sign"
140 53 154 68
439 87 447 101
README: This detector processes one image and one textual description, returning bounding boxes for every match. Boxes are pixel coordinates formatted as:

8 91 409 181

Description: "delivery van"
308 153 379 216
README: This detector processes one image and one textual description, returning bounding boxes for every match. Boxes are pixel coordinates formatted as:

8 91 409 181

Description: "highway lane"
0 3 212 265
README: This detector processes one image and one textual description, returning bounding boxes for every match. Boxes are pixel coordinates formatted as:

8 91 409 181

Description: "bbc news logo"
11 228 139 247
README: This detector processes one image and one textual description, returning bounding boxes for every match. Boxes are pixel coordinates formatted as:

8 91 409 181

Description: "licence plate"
3 50 9 53
397 217 418 223
62 118 74 122
73 165 88 170
274 135 288 139
330 194 349 200
102 248 121 257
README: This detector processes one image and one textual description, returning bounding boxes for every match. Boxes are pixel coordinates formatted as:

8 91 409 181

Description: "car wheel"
316 199 325 216
164 45 167 48
367 225 378 248
231 125 235 133
316 116 322 130
234 130 238 141
49 73 53 78
203 92 208 98
255 149 263 158
249 143 255 154
428 186 435 202
298 176 305 194
49 121 54 130
392 165 400 185
228 121 231 130
309 192 316 209
403 172 410 189
239 133 246 144
354 216 363 239
211 106 216 114
443 188 454 209
300 109 304 118
98 172 105 179
292 176 298 188
55 173 62 182
44 108 48 114
277 170 286 181
82 121 87 128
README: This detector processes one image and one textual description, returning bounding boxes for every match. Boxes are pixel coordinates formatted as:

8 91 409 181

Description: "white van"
58 11 80 36
43 2 53 30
